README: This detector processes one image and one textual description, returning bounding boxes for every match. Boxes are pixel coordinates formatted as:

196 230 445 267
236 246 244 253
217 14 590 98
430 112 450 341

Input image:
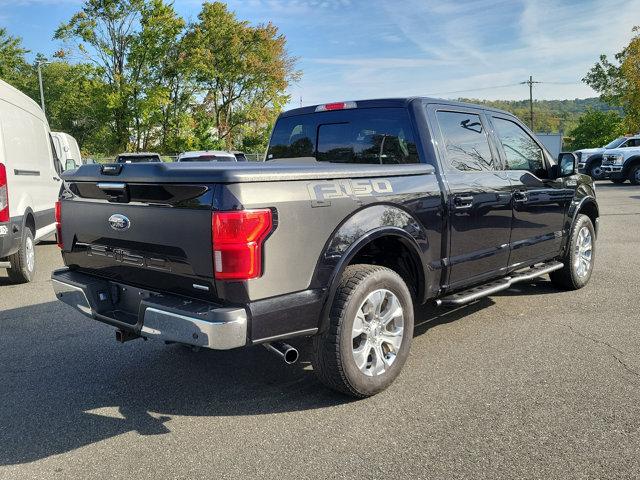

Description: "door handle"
513 190 528 203
452 195 474 210
53 177 61 182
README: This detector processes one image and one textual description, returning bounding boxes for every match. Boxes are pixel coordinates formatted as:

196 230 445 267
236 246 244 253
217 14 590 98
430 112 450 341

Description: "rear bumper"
51 268 247 350
0 220 22 259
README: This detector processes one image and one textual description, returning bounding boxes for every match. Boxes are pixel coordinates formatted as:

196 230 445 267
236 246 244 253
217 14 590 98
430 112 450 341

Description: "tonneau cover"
62 161 434 184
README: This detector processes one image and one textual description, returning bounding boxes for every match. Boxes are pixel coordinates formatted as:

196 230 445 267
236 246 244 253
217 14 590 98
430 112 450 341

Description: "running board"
435 261 564 307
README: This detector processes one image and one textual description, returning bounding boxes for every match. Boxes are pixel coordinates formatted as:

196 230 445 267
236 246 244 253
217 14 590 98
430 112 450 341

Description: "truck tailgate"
59 181 216 300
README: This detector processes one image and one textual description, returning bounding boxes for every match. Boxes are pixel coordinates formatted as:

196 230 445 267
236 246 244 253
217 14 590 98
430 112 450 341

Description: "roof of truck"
280 97 514 118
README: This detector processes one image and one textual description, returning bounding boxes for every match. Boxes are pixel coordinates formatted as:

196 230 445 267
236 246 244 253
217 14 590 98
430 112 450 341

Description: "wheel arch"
623 155 640 176
313 204 430 333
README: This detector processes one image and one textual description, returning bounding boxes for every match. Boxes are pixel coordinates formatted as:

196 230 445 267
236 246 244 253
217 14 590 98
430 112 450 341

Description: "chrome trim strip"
97 182 126 189
252 328 318 344
14 169 40 176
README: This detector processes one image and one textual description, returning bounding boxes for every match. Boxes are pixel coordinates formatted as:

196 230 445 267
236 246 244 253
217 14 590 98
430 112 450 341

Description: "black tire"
550 214 595 290
312 264 414 398
7 227 35 283
611 178 626 184
628 164 640 185
587 159 604 180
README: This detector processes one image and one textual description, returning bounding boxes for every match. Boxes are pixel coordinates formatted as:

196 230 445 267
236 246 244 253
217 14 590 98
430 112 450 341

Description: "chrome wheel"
574 226 592 278
634 168 640 183
351 289 404 377
25 235 35 272
591 165 604 179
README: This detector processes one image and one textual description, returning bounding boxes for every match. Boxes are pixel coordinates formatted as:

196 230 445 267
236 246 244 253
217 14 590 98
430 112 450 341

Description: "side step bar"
436 261 564 307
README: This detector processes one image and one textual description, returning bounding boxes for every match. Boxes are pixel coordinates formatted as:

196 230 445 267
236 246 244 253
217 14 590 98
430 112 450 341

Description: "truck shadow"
0 281 554 466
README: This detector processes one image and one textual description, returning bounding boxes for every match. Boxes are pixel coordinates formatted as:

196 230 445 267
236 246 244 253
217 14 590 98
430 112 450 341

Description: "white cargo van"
51 131 82 169
0 78 64 283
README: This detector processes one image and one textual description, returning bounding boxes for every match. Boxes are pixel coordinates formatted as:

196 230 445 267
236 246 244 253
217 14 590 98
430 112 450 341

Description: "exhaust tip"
283 347 299 365
263 341 299 365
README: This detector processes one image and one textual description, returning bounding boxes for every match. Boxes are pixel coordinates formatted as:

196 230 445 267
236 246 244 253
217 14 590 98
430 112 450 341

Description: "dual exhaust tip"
262 341 299 364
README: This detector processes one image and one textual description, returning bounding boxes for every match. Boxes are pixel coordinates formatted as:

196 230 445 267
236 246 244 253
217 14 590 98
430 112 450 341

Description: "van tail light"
0 163 8 223
55 201 63 249
212 209 273 280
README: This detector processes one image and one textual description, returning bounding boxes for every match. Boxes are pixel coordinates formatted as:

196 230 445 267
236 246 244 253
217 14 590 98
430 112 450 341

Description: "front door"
430 106 513 289
489 114 572 268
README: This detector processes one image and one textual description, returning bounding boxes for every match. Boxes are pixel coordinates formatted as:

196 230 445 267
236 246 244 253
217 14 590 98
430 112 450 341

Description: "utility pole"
520 75 541 131
37 61 50 115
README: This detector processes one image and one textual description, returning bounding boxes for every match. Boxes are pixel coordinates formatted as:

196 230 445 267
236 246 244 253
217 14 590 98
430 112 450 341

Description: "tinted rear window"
267 108 419 164
179 155 235 162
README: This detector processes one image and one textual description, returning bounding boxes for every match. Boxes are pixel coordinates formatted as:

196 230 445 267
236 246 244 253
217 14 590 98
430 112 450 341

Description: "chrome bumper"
52 269 247 350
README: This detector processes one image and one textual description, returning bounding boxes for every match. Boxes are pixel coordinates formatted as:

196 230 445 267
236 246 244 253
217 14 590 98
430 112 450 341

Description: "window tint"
266 108 419 164
492 117 545 175
624 138 640 147
436 111 495 172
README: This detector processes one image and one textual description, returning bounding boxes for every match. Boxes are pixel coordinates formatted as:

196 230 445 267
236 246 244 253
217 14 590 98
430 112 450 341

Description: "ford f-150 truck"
52 98 599 398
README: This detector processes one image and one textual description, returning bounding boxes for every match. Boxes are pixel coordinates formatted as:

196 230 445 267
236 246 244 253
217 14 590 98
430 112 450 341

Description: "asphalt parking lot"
1 182 639 480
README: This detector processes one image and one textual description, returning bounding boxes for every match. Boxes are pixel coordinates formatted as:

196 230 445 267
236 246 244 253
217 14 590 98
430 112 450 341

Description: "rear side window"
436 110 495 172
267 108 419 164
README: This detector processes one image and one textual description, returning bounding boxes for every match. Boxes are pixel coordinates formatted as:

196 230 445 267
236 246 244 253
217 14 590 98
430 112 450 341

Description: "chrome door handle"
453 195 474 210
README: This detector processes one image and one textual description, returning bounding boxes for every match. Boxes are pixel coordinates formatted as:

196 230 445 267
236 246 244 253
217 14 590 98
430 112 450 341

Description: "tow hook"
115 329 141 343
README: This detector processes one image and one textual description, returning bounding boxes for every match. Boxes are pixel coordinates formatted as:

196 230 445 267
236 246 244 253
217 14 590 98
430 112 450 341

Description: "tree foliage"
566 109 624 150
584 26 640 132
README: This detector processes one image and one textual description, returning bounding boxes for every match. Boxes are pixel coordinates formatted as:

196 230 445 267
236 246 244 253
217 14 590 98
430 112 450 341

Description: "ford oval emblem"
108 214 130 231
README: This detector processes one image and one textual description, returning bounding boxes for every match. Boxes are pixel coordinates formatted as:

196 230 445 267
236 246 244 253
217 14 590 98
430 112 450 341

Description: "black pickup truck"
52 98 599 398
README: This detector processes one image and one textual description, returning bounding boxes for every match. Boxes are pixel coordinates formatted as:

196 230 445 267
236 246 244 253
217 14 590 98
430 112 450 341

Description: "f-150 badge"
308 179 393 203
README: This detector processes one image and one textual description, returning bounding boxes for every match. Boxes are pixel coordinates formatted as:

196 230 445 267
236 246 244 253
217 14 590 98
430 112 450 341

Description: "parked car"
177 150 237 162
575 136 640 179
115 152 162 163
52 98 598 397
0 78 64 283
601 141 640 185
51 131 82 170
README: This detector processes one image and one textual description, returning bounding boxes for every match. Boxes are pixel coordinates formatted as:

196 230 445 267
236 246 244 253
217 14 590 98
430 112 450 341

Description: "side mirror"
65 159 77 171
556 152 577 177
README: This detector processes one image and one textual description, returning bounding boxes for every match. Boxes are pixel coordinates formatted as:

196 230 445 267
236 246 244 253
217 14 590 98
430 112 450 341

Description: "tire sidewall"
567 215 595 288
629 165 640 185
337 269 414 396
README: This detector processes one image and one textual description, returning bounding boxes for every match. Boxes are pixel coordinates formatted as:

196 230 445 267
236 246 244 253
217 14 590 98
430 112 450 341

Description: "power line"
521 76 542 130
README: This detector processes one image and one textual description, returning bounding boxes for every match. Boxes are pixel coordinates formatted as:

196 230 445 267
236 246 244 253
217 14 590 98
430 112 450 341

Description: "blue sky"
1 0 639 108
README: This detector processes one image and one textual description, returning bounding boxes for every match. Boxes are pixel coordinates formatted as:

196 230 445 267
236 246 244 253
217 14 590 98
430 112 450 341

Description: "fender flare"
312 204 430 333
563 195 599 252
622 155 640 176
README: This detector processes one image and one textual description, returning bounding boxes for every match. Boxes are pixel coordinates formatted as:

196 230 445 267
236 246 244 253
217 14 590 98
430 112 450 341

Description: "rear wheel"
629 165 640 185
550 214 595 290
312 265 414 398
7 227 35 283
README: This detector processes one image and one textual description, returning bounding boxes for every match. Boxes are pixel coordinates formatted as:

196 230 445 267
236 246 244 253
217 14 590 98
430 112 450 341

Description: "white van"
51 131 82 169
0 78 64 283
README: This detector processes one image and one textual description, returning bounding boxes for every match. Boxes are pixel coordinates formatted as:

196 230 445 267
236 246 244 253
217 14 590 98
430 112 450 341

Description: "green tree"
584 26 640 131
0 28 30 84
567 109 624 150
185 1 300 149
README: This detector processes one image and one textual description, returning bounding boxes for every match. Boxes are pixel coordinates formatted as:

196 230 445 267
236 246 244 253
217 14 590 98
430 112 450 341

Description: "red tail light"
212 209 273 280
0 163 8 223
55 201 63 249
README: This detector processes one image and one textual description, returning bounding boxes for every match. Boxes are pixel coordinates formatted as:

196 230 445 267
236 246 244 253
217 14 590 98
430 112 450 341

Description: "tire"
611 178 626 184
628 164 640 185
7 227 36 283
550 214 595 290
312 264 414 398
588 159 604 180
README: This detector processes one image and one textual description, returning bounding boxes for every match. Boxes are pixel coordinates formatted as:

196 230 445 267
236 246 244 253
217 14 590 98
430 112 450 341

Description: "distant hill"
457 97 621 134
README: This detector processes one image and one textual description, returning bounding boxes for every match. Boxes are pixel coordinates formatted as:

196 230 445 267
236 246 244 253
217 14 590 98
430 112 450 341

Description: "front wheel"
629 165 640 185
550 214 595 290
312 265 414 398
588 160 605 180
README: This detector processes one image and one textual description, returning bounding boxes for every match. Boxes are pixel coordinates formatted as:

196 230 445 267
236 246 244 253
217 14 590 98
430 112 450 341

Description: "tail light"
55 201 63 249
0 163 8 223
212 209 273 280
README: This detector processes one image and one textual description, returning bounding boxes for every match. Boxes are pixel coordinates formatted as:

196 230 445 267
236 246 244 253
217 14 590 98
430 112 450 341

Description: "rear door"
428 105 513 288
488 113 572 268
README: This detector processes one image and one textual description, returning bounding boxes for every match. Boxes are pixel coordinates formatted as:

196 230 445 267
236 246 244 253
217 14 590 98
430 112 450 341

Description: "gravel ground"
1 181 639 480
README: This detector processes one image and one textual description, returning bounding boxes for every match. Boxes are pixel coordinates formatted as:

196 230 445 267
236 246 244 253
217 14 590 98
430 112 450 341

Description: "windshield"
604 137 626 149
179 155 235 162
267 107 419 164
